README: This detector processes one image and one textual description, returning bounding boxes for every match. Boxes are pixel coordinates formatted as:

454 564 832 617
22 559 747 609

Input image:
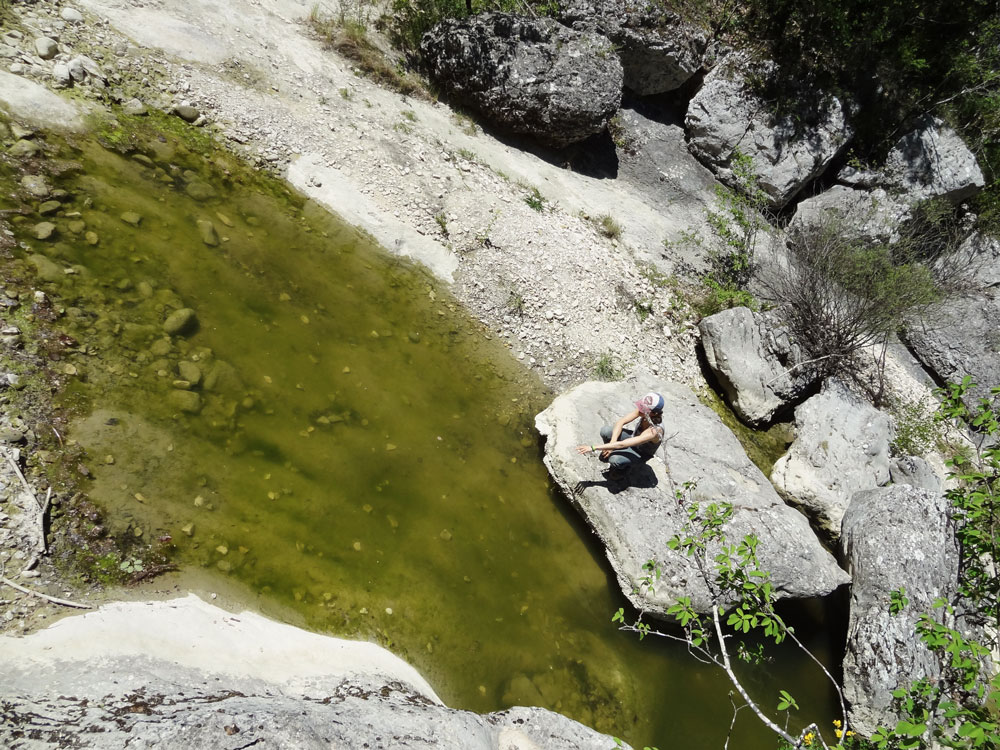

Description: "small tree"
763 214 944 401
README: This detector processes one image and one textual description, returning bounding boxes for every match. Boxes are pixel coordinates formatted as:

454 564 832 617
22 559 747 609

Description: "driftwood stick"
6 455 42 510
0 576 92 609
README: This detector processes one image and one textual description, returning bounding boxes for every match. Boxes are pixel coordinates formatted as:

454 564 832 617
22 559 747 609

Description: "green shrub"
889 397 940 457
591 352 623 381
596 213 622 240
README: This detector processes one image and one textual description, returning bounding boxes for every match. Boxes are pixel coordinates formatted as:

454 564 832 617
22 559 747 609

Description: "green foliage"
308 8 427 97
889 397 942 457
591 352 622 381
705 150 769 290
434 212 448 235
505 290 525 317
596 213 623 240
523 186 547 212
695 277 760 318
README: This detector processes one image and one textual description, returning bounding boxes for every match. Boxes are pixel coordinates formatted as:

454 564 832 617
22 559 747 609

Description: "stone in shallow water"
120 211 142 226
33 222 56 240
163 307 198 336
185 181 216 201
21 175 50 198
196 219 219 246
178 360 202 386
169 389 202 414
8 139 39 157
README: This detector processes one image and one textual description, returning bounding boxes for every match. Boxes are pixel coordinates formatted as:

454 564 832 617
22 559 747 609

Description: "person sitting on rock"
577 392 665 478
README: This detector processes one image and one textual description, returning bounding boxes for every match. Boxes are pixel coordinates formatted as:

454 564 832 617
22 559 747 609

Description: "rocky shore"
1 0 998 747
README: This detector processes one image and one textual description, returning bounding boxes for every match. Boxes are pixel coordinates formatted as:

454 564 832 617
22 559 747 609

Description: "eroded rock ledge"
0 594 626 750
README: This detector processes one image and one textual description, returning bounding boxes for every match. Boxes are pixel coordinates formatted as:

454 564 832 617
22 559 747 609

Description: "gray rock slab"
0 70 85 130
888 456 943 493
771 381 892 538
903 289 1000 408
789 185 911 244
420 13 623 148
33 37 59 60
685 55 852 209
0 595 626 750
699 306 818 425
841 485 957 736
882 116 984 204
536 372 849 616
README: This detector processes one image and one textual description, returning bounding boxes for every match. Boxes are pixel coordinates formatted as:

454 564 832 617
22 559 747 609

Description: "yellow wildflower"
803 732 815 746
835 729 843 739
832 720 842 728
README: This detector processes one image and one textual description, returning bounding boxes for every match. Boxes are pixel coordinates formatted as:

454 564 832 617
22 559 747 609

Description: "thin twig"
6 455 41 509
0 576 92 609
763 354 842 386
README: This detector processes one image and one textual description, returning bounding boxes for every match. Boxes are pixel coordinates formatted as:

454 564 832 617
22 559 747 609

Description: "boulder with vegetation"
771 381 893 538
419 13 623 148
793 118 984 238
840 485 958 737
558 0 706 95
698 306 819 426
684 54 852 209
535 372 849 618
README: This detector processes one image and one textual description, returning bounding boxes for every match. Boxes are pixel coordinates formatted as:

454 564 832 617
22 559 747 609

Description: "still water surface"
23 122 839 748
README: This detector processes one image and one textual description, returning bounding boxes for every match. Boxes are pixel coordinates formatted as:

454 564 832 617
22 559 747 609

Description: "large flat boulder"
841 485 957 737
420 13 623 148
685 55 852 209
771 381 892 538
535 373 849 617
903 288 1000 408
699 306 819 425
0 594 626 750
882 116 984 205
0 70 85 131
559 0 706 95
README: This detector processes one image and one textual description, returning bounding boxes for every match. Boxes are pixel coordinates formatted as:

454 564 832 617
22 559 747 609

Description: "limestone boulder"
789 185 911 245
903 289 1000 408
771 381 892 538
559 0 706 95
794 118 984 240
536 372 849 617
699 306 819 425
882 116 984 205
841 485 957 736
685 55 852 208
0 595 625 750
420 13 623 148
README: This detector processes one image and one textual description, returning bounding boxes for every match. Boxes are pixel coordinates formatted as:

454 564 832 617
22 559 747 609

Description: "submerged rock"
163 307 198 336
841 485 958 736
196 218 219 246
771 381 892 539
536 372 849 617
420 13 623 148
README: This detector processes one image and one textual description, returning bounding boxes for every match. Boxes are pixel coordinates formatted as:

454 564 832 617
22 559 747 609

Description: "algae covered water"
11 117 840 748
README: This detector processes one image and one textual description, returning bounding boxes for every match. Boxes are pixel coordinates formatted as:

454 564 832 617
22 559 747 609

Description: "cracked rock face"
0 595 626 750
698 306 819 426
420 13 623 148
840 485 959 737
535 372 849 617
771 381 892 539
685 55 852 209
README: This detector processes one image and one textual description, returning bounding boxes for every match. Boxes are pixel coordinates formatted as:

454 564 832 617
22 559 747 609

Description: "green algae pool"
9 117 843 749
